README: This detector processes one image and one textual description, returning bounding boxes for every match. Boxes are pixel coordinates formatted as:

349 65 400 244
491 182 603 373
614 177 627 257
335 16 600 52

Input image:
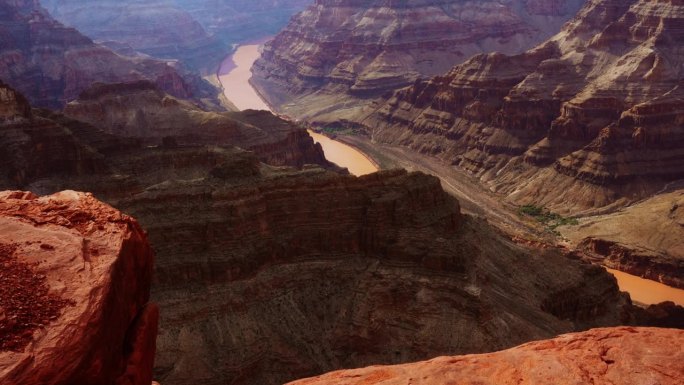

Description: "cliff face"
251 0 585 121
0 190 157 385
62 81 331 168
363 0 684 214
0 0 219 109
0 82 638 385
39 0 228 72
288 327 684 385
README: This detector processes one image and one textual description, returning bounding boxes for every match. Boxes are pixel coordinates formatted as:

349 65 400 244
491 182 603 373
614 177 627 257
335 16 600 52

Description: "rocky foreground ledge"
0 190 157 385
289 327 684 385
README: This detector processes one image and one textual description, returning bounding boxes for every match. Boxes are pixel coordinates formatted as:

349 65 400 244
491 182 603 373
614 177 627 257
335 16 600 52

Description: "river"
217 43 378 176
216 42 684 307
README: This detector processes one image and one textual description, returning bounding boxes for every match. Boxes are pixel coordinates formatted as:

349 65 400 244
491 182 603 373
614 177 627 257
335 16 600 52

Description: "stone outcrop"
0 82 642 385
39 0 228 72
0 0 219 109
287 327 684 385
0 190 157 385
62 81 332 168
362 0 684 214
251 0 585 121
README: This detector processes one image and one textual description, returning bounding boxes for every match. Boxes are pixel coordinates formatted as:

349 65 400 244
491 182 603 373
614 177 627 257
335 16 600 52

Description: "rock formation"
168 0 310 46
0 82 643 385
0 0 219 109
251 0 585 121
62 80 331 168
559 187 684 289
362 0 684 214
0 190 157 385
287 327 684 385
39 0 228 72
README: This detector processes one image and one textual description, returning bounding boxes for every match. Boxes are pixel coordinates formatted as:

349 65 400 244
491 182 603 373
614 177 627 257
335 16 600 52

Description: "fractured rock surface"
288 327 684 385
0 190 157 385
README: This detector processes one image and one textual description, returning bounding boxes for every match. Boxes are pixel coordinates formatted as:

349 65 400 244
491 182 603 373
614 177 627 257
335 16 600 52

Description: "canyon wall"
251 0 585 121
39 0 228 72
0 0 219 109
39 0 310 72
362 0 684 214
0 190 157 385
0 82 640 385
288 327 684 385
61 80 332 168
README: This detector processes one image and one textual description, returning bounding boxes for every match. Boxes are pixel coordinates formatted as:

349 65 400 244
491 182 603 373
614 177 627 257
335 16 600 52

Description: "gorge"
0 0 682 384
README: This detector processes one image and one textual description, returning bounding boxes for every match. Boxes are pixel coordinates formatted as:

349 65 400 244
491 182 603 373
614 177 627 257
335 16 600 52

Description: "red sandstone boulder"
0 190 156 385
289 327 684 385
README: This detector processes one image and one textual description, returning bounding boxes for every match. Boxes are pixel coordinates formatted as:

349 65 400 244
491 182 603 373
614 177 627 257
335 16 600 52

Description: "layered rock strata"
0 82 647 385
362 0 684 214
288 327 684 385
39 0 228 72
0 0 219 109
0 190 157 385
251 0 585 121
62 81 331 168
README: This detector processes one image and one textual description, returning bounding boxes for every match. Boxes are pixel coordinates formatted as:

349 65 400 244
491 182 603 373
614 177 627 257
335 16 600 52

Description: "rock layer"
0 82 642 385
251 0 585 121
62 80 331 168
0 190 157 385
39 0 228 72
0 0 218 109
362 0 684 214
287 327 684 385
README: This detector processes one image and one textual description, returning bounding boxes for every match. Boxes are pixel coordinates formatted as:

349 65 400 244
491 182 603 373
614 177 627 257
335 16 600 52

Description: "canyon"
251 0 586 122
0 80 662 385
0 0 683 384
0 0 219 109
39 0 310 72
250 0 684 290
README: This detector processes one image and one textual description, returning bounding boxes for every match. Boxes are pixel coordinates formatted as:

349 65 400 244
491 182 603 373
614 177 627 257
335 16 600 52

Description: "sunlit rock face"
0 0 219 109
251 0 585 122
363 0 684 214
0 82 635 385
287 327 684 385
0 190 157 385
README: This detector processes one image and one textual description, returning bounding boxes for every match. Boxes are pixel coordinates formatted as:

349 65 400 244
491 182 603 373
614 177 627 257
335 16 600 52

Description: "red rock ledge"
289 327 684 385
0 190 157 385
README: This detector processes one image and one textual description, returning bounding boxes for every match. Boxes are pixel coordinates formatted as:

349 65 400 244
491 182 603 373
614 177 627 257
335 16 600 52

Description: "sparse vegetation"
518 204 578 234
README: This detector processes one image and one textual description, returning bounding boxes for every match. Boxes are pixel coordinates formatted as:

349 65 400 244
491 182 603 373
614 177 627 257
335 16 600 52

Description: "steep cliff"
39 0 228 72
288 327 684 385
363 0 684 214
0 190 157 385
251 0 585 121
0 0 219 109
